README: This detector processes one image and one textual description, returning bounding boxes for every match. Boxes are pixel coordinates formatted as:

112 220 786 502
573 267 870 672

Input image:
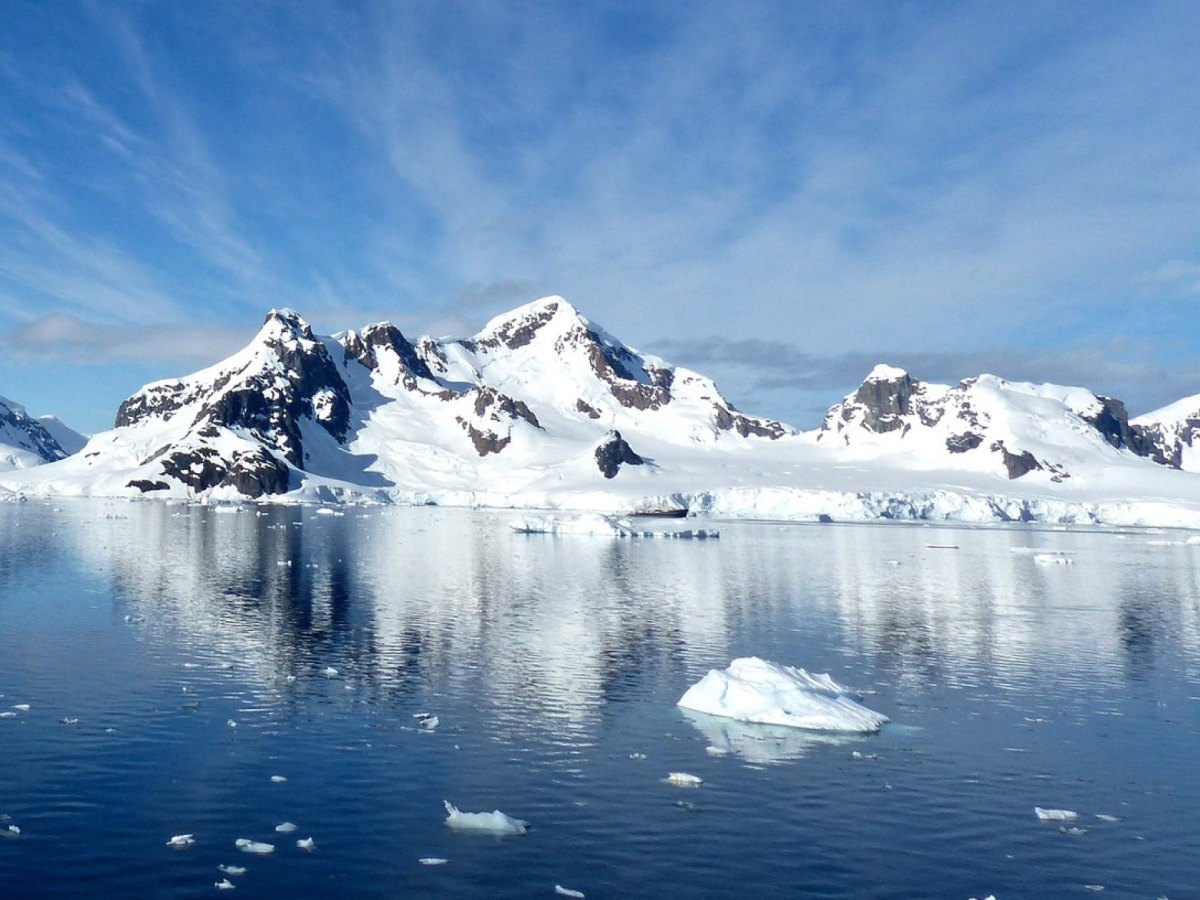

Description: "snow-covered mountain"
817 364 1171 480
5 297 1200 528
9 298 788 501
36 416 88 455
0 395 69 471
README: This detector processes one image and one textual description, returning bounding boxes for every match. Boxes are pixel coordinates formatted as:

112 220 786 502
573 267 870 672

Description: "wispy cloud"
0 313 248 367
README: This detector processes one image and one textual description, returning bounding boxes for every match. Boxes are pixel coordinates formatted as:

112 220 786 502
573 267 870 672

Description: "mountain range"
3 297 1200 526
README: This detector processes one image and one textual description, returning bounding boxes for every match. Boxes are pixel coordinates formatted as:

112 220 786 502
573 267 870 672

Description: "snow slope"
5 298 1200 528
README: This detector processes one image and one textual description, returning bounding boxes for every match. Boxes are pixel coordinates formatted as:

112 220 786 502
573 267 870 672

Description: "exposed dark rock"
946 432 983 454
126 479 169 492
472 387 541 429
343 323 435 386
594 430 644 479
1131 421 1185 468
158 445 290 497
456 417 511 456
846 370 917 433
471 303 560 351
991 441 1042 479
713 403 788 439
575 399 602 419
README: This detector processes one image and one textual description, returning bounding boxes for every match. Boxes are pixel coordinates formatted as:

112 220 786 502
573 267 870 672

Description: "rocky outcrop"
594 431 644 478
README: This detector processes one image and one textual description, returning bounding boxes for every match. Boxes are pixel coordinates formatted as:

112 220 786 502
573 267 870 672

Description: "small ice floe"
2 825 21 838
322 667 339 678
416 714 439 731
628 752 647 760
214 879 235 891
217 865 246 876
1060 826 1088 836
59 717 80 726
235 839 275 855
227 720 237 729
704 746 728 756
1034 553 1073 565
419 857 449 866
666 772 702 787
1084 885 1105 893
1095 814 1120 823
270 775 288 783
677 657 888 733
555 886 586 898
275 822 297 833
1035 807 1078 822
443 801 529 835
285 675 297 684
968 895 996 900
166 834 196 849
12 704 31 712
0 712 17 719
124 614 144 624
296 837 316 852
850 751 878 761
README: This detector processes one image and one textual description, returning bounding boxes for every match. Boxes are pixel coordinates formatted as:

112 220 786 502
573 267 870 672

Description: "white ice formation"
677 657 888 732
442 800 529 835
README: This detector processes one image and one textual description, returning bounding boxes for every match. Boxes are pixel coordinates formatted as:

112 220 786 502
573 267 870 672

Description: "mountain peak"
474 296 587 351
259 308 315 342
864 364 911 383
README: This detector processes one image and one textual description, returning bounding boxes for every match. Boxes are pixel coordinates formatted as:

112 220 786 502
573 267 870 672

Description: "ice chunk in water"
270 775 288 783
1034 807 1078 822
275 822 297 833
443 801 529 835
555 886 586 898
218 865 246 876
235 839 275 855
677 657 888 732
165 834 195 849
666 772 703 787
215 879 235 891
296 837 316 852
419 857 448 866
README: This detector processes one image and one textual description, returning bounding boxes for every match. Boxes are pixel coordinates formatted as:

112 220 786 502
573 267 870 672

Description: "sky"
1 0 1199 434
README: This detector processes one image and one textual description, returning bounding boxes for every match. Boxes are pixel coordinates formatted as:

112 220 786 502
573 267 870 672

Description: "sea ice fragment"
275 822 297 833
443 801 529 835
555 886 586 898
677 657 888 732
166 834 195 849
234 839 274 855
1034 807 1078 822
666 772 703 787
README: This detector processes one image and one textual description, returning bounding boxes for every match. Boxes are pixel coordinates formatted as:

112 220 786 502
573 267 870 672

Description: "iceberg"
165 834 195 849
666 772 703 787
680 708 859 764
677 657 888 733
234 838 275 854
443 801 529 835
1034 807 1078 822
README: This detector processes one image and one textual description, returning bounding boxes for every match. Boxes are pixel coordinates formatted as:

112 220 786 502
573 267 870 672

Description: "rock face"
1133 395 1200 472
0 395 68 471
819 365 1173 481
594 431 644 478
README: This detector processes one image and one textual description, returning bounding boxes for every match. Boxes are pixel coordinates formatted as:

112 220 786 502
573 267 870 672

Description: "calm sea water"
1 501 1198 899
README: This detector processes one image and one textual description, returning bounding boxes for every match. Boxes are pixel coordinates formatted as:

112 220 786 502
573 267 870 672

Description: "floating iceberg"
443 801 529 835
165 834 195 849
217 865 246 876
419 857 449 866
235 839 275 855
274 822 297 833
1034 807 1078 822
666 772 703 787
677 657 888 733
555 886 586 898
215 879 235 891
296 837 316 852
681 708 861 764
509 513 717 540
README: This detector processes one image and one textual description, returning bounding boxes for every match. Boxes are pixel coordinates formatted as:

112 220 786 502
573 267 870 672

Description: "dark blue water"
1 501 1198 898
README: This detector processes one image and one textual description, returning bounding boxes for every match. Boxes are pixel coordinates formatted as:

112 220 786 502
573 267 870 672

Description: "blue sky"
1 1 1198 434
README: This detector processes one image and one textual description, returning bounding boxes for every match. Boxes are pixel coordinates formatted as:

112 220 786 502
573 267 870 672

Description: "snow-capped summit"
819 368 1166 480
0 395 68 472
